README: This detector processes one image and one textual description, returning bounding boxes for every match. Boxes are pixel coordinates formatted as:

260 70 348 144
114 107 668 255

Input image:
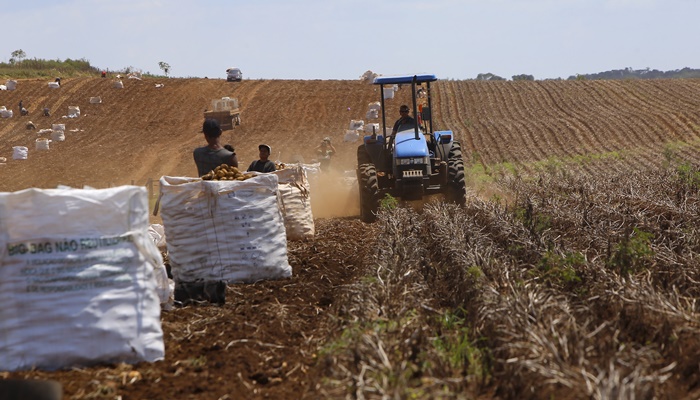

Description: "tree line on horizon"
476 67 700 81
2 50 699 81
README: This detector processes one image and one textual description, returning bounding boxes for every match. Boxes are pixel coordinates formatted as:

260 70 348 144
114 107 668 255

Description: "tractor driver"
387 104 417 149
391 105 416 135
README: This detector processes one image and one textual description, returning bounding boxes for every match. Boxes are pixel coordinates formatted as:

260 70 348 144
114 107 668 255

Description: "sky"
4 0 699 80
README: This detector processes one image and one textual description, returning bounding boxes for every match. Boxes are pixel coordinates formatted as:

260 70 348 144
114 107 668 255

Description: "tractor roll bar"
411 75 419 141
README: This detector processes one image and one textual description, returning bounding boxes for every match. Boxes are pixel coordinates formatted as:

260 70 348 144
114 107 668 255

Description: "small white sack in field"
344 130 360 142
273 166 314 240
364 123 380 133
383 87 394 99
0 186 165 371
368 101 381 111
35 138 50 151
89 97 102 104
6 80 17 90
51 130 65 142
0 108 13 118
52 124 65 132
365 109 379 120
159 174 292 284
349 119 364 130
12 146 28 160
67 106 80 118
113 80 124 89
48 81 60 89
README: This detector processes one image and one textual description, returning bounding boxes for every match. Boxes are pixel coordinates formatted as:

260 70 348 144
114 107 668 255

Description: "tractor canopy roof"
372 74 438 85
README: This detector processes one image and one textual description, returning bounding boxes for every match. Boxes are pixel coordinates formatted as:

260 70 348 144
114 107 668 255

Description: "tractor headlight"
396 157 429 166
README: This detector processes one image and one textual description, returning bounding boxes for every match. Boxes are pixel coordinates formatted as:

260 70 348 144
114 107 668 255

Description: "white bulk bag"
51 130 65 142
383 87 395 99
48 81 60 89
368 101 381 111
273 166 314 240
0 186 165 371
0 108 13 118
52 124 65 131
364 123 380 133
148 224 167 249
366 109 379 120
159 174 292 284
344 130 360 142
89 97 102 104
12 146 28 160
68 106 80 118
35 138 50 151
5 80 17 90
113 80 124 89
349 120 364 130
147 224 173 307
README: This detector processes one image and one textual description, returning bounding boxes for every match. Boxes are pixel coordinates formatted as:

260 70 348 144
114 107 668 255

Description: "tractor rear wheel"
358 164 380 222
447 141 467 206
357 144 371 165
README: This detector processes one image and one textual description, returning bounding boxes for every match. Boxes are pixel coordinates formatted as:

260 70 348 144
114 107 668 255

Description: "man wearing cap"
247 144 276 173
391 105 416 135
193 118 238 176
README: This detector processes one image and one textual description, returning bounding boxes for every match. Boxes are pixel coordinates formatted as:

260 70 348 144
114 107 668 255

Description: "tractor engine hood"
394 130 429 158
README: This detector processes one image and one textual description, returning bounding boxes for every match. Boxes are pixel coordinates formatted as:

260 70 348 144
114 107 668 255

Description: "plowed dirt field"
2 77 700 399
2 78 700 193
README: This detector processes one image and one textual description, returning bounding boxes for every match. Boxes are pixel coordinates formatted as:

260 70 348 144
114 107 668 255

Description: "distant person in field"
247 144 276 173
315 137 336 172
54 77 61 86
19 100 28 116
193 118 238 177
391 104 416 135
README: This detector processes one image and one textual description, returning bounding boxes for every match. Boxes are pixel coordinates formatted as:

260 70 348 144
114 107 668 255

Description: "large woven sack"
273 166 314 240
35 138 50 151
12 146 27 160
0 186 165 371
158 174 292 284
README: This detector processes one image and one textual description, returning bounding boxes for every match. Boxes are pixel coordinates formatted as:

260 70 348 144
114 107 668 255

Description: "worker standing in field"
247 144 276 173
193 118 238 176
315 137 336 172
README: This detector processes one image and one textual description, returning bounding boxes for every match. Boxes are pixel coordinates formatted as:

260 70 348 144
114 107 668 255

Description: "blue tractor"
357 74 467 222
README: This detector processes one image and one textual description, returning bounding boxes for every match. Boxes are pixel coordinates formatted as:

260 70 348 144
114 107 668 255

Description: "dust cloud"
308 168 359 219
